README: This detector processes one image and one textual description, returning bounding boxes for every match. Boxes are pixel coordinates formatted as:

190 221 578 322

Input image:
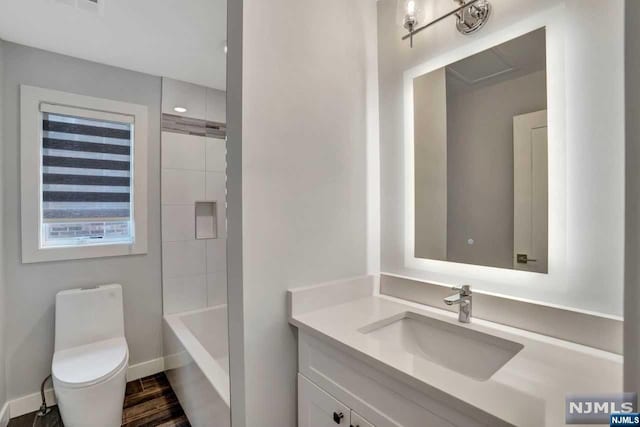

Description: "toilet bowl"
52 285 129 427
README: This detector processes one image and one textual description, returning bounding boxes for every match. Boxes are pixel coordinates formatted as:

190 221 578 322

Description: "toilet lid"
52 337 128 388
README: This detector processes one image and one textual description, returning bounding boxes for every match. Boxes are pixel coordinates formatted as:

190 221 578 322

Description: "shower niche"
195 201 218 240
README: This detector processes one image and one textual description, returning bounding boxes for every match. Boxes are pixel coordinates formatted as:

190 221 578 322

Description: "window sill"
21 241 147 264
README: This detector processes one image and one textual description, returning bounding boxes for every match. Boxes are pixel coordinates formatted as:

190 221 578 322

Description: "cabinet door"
350 410 374 427
299 374 350 427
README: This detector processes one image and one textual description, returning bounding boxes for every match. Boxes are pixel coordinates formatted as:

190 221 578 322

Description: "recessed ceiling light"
173 107 187 113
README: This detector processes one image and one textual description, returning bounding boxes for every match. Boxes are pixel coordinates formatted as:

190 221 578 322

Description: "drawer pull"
333 411 344 424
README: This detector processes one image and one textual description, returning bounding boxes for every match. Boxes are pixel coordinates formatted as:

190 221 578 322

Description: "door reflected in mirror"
413 28 548 273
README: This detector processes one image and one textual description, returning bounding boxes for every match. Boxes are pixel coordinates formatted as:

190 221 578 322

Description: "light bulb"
173 107 187 113
403 0 418 32
406 0 416 16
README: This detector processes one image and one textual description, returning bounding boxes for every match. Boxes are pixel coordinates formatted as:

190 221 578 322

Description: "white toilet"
52 284 129 427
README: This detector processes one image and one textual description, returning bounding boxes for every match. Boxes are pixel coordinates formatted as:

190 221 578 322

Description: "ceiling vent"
447 48 514 85
53 0 104 15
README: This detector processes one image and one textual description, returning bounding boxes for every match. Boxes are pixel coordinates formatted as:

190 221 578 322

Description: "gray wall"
2 42 163 399
624 0 640 393
230 0 375 425
446 70 547 269
226 0 246 424
0 40 7 409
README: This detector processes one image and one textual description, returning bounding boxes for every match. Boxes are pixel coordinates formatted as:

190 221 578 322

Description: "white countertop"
289 292 622 427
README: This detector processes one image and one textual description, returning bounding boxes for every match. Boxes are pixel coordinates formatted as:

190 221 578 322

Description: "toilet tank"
55 284 125 352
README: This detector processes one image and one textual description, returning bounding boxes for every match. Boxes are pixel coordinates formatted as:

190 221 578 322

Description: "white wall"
624 0 640 393
379 0 625 316
228 0 376 425
2 42 163 399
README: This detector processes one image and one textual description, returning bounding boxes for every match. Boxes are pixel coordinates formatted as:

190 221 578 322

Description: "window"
41 109 134 247
21 86 148 263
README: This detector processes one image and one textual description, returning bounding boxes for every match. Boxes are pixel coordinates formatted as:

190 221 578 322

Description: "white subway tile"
162 169 205 205
204 172 227 239
215 204 227 239
206 239 227 274
162 240 206 279
163 275 207 314
207 272 228 307
205 138 226 172
162 205 195 242
162 132 206 171
205 171 226 201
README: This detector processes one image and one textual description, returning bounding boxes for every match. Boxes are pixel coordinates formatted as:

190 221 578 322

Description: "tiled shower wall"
161 78 227 315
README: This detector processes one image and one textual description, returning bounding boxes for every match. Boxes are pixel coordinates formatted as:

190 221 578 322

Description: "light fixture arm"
401 0 490 47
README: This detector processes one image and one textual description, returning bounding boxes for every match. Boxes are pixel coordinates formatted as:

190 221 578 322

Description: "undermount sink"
359 312 523 381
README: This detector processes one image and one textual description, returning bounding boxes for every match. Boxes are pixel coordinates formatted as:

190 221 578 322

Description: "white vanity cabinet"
297 331 506 427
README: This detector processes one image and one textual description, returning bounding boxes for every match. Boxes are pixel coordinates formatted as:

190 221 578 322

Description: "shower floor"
8 372 190 427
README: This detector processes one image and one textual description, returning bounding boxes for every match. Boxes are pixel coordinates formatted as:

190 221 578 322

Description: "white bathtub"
163 305 230 427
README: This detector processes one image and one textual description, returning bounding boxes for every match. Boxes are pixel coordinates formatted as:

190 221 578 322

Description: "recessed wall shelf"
195 201 217 239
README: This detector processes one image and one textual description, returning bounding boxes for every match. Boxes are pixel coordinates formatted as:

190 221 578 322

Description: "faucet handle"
452 285 471 295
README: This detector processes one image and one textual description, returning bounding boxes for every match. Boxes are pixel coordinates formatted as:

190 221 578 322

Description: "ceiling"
446 28 546 93
0 0 227 90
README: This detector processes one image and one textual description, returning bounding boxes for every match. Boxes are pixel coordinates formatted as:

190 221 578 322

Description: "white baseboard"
7 357 166 420
0 401 9 427
126 357 165 381
9 388 56 419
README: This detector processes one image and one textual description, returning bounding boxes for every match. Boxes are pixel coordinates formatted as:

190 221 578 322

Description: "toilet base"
53 361 127 427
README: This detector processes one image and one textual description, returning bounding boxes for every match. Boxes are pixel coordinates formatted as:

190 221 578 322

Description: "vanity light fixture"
403 1 418 33
173 106 187 113
401 0 491 47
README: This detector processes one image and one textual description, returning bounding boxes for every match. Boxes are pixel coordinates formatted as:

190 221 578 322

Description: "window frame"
21 85 148 263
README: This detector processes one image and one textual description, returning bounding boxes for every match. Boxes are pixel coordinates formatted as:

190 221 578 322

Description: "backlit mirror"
413 28 548 273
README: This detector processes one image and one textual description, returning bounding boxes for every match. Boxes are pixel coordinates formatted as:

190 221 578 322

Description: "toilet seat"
52 337 128 389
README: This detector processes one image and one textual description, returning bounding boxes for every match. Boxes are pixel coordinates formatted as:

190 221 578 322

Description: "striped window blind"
41 108 134 247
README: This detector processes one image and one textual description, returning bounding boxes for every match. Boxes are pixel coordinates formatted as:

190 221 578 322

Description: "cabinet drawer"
299 374 351 427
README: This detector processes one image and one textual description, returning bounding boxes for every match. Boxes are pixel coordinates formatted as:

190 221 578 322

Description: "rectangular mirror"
413 28 548 273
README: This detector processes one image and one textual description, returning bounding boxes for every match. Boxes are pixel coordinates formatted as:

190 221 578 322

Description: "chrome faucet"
444 285 472 323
